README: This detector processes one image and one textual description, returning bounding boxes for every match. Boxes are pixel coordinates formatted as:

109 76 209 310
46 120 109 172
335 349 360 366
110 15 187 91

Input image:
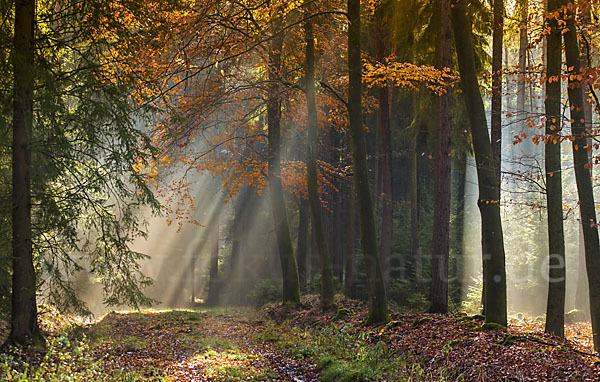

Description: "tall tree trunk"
345 182 355 298
543 0 565 337
7 0 41 347
451 153 467 306
491 0 503 193
375 21 393 287
575 0 593 315
450 0 507 326
408 133 421 282
267 18 300 305
296 197 309 286
562 4 600 351
347 0 389 323
517 0 527 142
206 213 221 306
430 0 453 314
304 16 335 305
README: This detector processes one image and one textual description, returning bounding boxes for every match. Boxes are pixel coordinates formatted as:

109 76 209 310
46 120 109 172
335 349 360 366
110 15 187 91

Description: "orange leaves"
363 55 456 95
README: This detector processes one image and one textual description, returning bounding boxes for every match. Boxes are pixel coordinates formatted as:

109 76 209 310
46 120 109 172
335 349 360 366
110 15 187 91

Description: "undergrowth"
0 336 147 381
256 321 457 381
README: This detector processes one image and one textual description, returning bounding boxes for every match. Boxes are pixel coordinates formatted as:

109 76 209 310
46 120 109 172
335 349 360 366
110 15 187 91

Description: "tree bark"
543 0 565 337
267 17 301 305
296 197 309 286
347 0 389 323
206 213 221 306
562 4 600 351
408 133 421 282
491 0 503 194
450 0 507 326
7 0 42 347
430 0 453 314
304 16 335 305
345 182 355 298
451 153 467 306
575 0 593 315
517 0 528 144
375 10 393 288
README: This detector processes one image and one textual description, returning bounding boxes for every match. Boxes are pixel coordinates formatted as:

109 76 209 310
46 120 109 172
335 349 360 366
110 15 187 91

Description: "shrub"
248 279 282 306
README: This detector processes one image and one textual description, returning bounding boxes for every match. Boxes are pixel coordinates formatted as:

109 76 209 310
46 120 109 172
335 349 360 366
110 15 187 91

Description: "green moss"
412 317 432 327
333 307 352 321
497 334 520 346
384 320 403 331
474 322 506 331
468 314 485 321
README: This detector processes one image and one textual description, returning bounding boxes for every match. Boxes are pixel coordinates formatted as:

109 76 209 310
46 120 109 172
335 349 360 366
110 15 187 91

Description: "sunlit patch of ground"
166 349 275 381
80 308 319 381
509 318 596 357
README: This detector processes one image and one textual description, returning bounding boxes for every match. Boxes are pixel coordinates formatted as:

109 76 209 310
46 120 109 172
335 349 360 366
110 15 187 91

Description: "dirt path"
89 310 320 381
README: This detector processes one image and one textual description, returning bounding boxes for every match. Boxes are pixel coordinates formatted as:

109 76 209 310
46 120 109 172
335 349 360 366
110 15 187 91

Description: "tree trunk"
409 133 421 282
304 16 335 305
491 0 503 192
296 197 309 286
562 5 600 351
517 0 527 143
347 0 389 324
575 0 593 315
575 228 589 312
7 0 42 347
206 214 221 306
267 19 300 305
430 0 452 314
451 153 467 306
375 24 393 288
543 0 565 337
345 182 355 298
450 0 507 326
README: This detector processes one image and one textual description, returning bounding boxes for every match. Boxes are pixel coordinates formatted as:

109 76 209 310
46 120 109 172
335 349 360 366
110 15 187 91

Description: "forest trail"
85 309 320 381
2 299 600 381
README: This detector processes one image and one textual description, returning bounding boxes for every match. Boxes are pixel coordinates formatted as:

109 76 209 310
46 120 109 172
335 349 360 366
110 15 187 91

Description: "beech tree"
304 11 335 306
562 0 600 351
450 0 507 326
543 0 565 338
429 0 453 314
347 0 389 324
267 13 301 305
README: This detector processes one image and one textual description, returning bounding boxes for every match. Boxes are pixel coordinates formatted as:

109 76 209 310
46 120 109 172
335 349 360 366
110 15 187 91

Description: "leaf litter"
1 299 599 381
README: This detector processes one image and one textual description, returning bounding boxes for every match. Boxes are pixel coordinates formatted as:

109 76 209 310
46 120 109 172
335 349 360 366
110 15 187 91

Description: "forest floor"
1 296 600 381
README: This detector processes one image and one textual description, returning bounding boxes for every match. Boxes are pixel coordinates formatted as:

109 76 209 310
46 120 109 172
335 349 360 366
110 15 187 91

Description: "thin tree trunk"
345 182 355 298
7 0 42 347
430 0 452 314
562 4 600 351
575 228 589 312
348 0 389 324
375 22 393 287
267 19 300 305
206 213 221 306
491 0 503 192
543 0 565 337
304 16 334 305
296 197 309 286
409 133 421 282
575 0 593 315
450 0 507 326
517 0 528 149
451 153 467 306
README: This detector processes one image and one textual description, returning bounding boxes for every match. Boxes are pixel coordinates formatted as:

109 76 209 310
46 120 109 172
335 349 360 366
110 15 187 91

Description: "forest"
2 0 600 380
